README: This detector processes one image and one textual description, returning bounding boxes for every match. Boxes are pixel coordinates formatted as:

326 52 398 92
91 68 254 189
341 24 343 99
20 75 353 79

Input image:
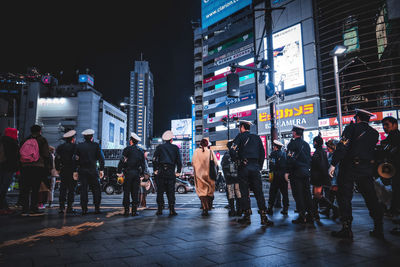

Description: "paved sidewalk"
1 193 400 266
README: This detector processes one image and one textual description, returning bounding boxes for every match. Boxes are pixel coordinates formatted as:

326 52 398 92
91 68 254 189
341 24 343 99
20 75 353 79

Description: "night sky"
0 1 201 137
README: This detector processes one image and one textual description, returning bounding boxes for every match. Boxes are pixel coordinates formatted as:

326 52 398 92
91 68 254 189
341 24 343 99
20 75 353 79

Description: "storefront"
318 110 399 144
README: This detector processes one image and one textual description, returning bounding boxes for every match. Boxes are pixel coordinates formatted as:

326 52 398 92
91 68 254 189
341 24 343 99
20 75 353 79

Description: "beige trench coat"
192 147 218 197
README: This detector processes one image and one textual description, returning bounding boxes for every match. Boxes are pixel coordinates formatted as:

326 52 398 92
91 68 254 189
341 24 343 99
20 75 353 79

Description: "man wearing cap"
117 132 146 216
329 109 383 239
73 129 105 215
153 130 182 216
267 140 289 216
55 130 77 214
285 125 313 224
230 120 273 226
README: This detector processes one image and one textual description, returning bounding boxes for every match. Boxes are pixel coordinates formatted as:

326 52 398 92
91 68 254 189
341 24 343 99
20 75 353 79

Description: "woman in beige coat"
192 138 218 216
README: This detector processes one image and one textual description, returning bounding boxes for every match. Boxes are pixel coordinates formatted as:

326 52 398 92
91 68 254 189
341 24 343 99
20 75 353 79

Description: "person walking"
0 127 19 215
285 125 313 225
267 140 289 216
221 140 241 217
73 129 105 215
230 120 273 226
310 135 338 222
117 133 145 216
192 138 218 216
329 109 383 239
19 125 50 216
55 130 77 214
153 130 182 216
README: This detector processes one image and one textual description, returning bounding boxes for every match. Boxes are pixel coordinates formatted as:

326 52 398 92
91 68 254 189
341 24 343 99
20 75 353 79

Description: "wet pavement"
1 190 400 266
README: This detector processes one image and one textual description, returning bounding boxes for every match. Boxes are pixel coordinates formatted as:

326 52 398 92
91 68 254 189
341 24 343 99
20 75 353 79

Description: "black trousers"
268 175 289 209
290 176 312 215
337 171 383 223
59 170 76 209
20 166 45 211
238 163 266 211
391 175 400 214
0 170 13 209
123 170 140 208
156 167 176 207
79 170 101 209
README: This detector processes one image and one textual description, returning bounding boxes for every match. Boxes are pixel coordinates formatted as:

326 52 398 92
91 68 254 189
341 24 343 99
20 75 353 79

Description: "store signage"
263 23 305 92
204 62 255 84
214 44 254 66
79 74 94 86
318 110 398 127
204 93 255 110
207 31 253 57
171 118 192 138
343 26 360 53
257 97 319 134
207 110 252 123
203 73 255 97
260 136 267 158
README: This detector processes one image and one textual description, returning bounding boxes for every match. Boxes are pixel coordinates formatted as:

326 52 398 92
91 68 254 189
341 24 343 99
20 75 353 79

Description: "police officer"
153 130 182 216
56 130 77 214
329 109 383 239
380 116 400 235
285 125 313 224
267 140 289 216
73 129 105 215
230 120 273 226
117 132 145 217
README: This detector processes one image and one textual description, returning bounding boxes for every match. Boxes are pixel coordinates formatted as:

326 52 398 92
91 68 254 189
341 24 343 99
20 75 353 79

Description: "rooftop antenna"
141 53 143 61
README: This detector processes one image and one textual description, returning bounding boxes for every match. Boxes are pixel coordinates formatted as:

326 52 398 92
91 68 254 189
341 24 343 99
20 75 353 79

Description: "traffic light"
227 72 240 98
265 81 275 98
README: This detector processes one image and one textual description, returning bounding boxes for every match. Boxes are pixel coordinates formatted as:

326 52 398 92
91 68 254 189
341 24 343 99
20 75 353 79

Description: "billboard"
78 74 94 86
264 23 305 93
171 118 192 138
201 0 252 29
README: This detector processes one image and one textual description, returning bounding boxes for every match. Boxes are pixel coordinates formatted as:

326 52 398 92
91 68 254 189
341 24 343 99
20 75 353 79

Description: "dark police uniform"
117 144 145 215
55 141 76 212
153 142 182 214
268 147 289 214
221 150 241 216
286 136 313 223
331 114 383 238
74 139 105 213
230 128 272 225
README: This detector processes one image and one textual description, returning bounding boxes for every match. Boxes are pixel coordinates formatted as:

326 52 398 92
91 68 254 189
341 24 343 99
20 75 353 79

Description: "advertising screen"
202 0 252 29
171 119 192 138
263 23 305 93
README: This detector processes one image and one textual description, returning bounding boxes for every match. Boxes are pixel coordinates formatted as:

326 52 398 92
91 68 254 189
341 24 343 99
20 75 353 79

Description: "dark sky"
0 1 201 137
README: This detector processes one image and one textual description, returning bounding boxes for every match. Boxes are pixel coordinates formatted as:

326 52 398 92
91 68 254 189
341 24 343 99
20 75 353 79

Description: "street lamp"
330 45 347 135
120 102 147 148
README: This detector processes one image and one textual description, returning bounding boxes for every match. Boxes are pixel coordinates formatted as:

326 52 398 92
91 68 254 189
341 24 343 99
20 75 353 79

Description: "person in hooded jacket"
0 128 19 214
310 135 338 222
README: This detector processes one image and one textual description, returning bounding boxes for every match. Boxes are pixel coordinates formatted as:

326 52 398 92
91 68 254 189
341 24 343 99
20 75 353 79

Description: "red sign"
260 136 267 158
325 112 384 127
215 152 221 161
203 63 255 84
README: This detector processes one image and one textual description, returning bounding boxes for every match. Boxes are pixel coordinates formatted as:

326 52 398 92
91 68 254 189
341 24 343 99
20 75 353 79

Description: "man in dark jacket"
285 125 313 224
0 128 19 214
221 141 241 217
329 109 383 239
55 130 77 214
20 125 50 216
310 135 338 222
267 140 289 216
117 132 145 216
73 129 105 215
153 130 182 216
230 120 273 226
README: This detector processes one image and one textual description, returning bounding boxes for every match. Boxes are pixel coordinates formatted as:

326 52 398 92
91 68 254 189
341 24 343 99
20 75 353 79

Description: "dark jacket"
286 137 311 178
55 142 76 173
310 147 330 186
269 149 287 177
0 135 19 172
117 145 145 174
230 131 265 168
221 151 238 184
74 140 105 173
153 142 182 173
20 134 50 170
380 129 400 167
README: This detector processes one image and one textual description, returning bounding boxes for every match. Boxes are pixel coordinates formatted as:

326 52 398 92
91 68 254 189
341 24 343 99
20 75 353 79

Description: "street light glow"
331 45 347 56
120 102 128 106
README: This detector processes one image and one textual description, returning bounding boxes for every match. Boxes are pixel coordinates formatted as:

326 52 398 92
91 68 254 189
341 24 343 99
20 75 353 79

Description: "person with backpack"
0 128 19 215
19 125 50 216
221 141 241 217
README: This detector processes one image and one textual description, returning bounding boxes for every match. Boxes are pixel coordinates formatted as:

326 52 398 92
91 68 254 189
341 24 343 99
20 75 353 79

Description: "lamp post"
330 45 347 135
120 102 147 148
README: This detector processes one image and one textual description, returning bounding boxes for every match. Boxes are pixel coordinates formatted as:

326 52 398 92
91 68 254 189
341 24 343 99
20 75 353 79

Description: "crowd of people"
0 108 399 240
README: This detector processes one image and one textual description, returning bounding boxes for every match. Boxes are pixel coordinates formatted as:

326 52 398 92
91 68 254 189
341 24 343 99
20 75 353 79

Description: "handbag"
209 149 218 181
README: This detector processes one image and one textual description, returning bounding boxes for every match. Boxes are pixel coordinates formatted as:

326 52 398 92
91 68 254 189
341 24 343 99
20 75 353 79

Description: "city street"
1 189 400 267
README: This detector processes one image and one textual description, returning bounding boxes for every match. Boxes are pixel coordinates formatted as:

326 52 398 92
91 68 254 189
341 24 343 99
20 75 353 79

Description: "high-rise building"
129 60 154 148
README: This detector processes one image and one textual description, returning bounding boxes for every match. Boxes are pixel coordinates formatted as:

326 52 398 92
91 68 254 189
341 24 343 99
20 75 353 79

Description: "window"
109 122 114 143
